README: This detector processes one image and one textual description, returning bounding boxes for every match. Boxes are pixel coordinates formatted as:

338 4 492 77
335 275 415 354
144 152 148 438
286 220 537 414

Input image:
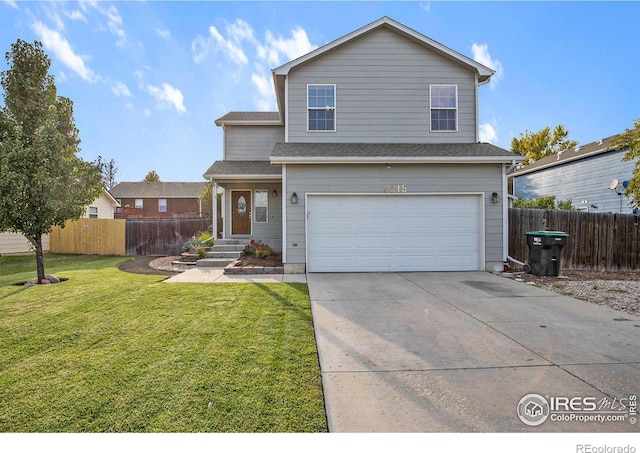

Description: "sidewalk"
163 267 307 284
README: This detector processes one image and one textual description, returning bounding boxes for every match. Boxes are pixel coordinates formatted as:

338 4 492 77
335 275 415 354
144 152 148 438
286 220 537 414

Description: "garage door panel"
307 194 482 272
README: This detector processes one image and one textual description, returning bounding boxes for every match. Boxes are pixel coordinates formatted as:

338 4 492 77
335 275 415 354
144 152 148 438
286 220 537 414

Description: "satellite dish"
609 179 619 190
623 180 630 189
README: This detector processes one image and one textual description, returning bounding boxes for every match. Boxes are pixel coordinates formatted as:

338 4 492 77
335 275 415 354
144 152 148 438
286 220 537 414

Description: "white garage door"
307 194 483 272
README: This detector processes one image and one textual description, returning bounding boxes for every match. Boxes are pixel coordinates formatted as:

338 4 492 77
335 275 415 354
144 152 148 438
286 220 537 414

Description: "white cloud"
479 121 498 144
111 81 131 97
471 43 503 88
192 19 252 65
156 28 171 39
2 0 18 9
420 2 431 13
147 83 187 115
258 27 316 67
32 21 98 83
65 9 87 23
81 2 126 47
251 69 276 111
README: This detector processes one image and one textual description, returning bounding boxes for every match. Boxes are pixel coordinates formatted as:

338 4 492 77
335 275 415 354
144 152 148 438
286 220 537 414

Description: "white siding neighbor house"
203 17 523 273
0 188 118 255
511 132 637 214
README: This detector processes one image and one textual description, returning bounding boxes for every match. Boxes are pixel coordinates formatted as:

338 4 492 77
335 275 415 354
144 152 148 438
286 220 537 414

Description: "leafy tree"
511 124 578 166
0 40 103 282
513 195 572 210
143 170 160 182
97 156 118 190
612 118 640 209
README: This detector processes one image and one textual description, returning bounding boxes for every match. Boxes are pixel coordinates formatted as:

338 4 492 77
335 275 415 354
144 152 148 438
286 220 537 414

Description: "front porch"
203 160 283 252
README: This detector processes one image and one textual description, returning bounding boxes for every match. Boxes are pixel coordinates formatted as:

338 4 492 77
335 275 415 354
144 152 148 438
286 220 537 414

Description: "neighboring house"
85 188 120 219
511 132 637 214
203 16 523 273
111 182 207 219
0 188 118 255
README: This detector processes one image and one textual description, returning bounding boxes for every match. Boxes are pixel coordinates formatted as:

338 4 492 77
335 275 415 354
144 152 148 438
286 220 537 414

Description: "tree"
0 40 103 283
97 156 118 190
511 124 578 166
513 195 572 210
143 170 160 182
612 118 640 209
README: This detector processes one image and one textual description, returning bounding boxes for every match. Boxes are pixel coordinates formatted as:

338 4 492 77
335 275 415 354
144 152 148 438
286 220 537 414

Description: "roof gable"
273 17 494 81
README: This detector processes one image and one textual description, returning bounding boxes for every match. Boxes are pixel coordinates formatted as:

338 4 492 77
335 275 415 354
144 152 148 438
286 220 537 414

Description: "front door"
231 190 251 235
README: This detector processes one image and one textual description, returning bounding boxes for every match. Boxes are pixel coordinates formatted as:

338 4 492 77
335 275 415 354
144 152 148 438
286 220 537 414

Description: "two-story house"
111 181 207 219
203 17 523 273
511 132 637 214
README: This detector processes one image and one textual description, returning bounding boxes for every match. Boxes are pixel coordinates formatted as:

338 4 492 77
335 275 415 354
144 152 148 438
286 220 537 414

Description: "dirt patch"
505 270 640 317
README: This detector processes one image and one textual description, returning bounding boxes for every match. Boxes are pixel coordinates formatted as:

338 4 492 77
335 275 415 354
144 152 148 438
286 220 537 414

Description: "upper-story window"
430 85 457 132
88 207 98 219
307 84 335 132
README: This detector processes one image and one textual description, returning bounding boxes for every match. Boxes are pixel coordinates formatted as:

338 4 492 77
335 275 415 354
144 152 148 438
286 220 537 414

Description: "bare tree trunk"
34 235 45 283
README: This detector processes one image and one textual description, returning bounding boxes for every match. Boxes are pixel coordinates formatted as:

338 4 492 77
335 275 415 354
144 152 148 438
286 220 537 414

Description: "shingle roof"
271 142 519 160
110 182 207 199
215 112 281 126
511 132 629 177
203 161 282 179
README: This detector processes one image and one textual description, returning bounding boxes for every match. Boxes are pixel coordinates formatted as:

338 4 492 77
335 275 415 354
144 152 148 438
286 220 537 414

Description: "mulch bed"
117 257 177 276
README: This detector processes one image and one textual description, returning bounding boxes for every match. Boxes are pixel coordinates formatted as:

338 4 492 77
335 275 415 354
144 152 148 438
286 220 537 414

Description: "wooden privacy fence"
50 218 126 256
509 208 640 271
125 218 211 256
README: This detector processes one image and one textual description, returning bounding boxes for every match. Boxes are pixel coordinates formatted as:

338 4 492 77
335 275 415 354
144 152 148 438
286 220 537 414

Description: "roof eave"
270 156 523 165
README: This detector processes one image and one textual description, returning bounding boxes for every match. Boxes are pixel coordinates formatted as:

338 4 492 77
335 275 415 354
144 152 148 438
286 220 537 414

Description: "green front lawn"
0 255 327 432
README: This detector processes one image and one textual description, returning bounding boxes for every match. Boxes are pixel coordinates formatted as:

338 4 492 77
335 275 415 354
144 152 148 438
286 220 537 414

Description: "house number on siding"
384 184 407 193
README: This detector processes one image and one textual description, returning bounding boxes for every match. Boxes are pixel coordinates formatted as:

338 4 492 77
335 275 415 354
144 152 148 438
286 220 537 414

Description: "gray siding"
224 125 284 161
513 150 635 214
286 27 478 144
284 163 504 266
223 182 282 251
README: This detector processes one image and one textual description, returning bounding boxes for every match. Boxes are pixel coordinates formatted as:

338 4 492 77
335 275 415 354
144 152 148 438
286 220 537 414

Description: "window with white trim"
430 85 457 132
307 84 335 132
254 190 268 223
158 199 167 212
135 199 143 209
88 207 98 219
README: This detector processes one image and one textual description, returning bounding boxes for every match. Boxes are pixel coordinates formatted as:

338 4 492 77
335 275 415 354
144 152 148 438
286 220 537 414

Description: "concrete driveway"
307 272 640 432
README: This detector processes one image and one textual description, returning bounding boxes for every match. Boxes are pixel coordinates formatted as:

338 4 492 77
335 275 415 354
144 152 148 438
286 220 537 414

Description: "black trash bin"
525 231 569 276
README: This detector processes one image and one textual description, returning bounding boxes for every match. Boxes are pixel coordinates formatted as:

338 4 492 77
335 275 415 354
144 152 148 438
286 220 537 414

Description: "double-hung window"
254 190 268 223
308 84 335 132
430 85 457 132
88 207 98 219
158 199 167 212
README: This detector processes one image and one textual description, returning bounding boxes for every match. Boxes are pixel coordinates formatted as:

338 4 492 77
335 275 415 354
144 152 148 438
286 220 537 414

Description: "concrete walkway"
307 272 640 432
163 267 307 284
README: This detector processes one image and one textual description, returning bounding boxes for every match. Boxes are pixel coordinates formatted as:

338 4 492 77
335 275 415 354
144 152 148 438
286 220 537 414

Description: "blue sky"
1 1 639 183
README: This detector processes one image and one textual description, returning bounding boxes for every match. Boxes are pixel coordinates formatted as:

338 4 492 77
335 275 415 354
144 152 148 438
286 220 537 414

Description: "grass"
0 254 327 432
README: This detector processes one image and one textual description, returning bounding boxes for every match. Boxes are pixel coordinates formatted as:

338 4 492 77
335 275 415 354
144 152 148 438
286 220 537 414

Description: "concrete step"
205 250 242 259
215 239 246 246
196 258 236 268
210 244 245 252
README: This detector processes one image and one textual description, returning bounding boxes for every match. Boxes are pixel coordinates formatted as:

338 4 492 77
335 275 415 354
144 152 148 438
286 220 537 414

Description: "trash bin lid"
525 230 569 236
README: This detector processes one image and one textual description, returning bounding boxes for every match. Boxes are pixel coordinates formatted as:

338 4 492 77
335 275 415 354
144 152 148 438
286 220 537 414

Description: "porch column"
212 179 218 239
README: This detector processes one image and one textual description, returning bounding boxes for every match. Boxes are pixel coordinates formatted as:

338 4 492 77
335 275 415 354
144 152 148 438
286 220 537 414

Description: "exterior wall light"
272 189 277 198
291 192 298 204
492 192 500 204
